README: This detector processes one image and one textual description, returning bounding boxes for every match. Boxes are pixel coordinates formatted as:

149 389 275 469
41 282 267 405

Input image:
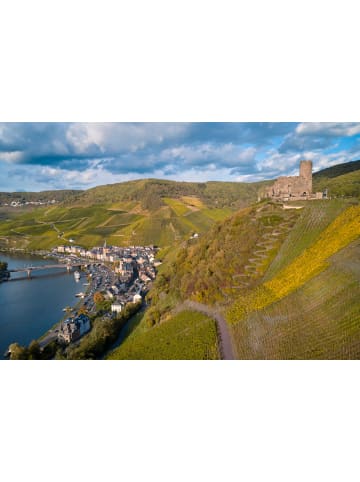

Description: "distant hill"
0 189 81 205
314 159 360 179
313 160 360 198
70 178 269 210
0 179 269 250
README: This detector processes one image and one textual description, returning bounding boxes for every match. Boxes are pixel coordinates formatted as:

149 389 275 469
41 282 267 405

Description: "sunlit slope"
0 197 236 250
227 204 360 359
107 310 220 360
76 178 267 207
264 199 348 280
228 204 360 322
231 239 360 359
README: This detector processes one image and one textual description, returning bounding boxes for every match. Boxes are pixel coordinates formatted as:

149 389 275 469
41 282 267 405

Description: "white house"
111 301 124 314
133 293 142 303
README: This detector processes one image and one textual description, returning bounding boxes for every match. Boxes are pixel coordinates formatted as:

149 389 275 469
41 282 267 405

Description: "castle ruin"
262 160 324 201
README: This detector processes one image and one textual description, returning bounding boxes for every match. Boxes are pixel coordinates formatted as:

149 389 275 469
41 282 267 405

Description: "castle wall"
263 160 313 200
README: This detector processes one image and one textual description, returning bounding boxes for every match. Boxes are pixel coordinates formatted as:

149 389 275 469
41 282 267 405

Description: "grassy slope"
107 310 220 360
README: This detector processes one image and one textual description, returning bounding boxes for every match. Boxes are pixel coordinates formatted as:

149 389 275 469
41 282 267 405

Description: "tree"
93 292 104 304
9 343 29 360
78 306 88 315
28 340 41 360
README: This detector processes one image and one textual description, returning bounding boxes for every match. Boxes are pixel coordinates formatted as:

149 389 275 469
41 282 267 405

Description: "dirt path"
178 300 236 360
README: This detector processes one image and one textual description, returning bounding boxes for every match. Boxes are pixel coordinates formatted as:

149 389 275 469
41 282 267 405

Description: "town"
0 199 58 207
50 242 160 345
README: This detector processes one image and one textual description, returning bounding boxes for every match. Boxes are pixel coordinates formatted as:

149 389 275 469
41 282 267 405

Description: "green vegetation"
144 201 300 326
0 178 264 250
163 197 191 216
313 160 360 198
72 178 267 210
9 339 58 360
142 196 360 359
314 159 360 180
64 302 142 360
8 303 142 360
107 310 219 360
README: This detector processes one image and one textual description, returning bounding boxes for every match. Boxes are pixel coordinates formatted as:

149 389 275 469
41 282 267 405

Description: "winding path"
179 300 236 360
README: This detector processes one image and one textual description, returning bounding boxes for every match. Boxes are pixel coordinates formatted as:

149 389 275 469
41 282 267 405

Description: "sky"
0 122 360 192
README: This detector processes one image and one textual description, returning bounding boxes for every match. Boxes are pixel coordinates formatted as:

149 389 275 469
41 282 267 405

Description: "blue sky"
0 122 360 191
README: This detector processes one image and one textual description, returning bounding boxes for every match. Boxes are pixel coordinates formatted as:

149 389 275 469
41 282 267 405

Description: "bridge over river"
8 263 86 278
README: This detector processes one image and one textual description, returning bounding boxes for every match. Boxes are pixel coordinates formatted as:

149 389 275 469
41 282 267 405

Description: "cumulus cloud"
0 122 359 191
295 122 360 137
279 122 360 153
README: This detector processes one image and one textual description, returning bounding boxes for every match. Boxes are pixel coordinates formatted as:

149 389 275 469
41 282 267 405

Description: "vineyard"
107 310 220 360
227 204 360 323
231 239 360 359
264 199 348 280
0 197 235 250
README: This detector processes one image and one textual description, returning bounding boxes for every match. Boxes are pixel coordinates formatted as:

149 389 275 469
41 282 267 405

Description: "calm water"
0 253 82 356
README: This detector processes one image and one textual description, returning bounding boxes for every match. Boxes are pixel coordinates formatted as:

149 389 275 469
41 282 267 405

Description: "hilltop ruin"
261 160 325 201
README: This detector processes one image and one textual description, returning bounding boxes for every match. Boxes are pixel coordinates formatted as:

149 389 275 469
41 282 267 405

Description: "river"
0 253 83 357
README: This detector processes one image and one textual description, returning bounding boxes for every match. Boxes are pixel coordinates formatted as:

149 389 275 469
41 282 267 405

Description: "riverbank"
0 253 83 357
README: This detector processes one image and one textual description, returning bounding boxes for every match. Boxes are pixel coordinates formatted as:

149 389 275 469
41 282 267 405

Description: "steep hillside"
231 239 360 359
138 198 359 359
226 203 360 359
144 201 302 324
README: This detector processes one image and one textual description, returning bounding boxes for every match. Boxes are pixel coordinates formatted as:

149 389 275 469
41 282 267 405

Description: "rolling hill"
0 179 267 250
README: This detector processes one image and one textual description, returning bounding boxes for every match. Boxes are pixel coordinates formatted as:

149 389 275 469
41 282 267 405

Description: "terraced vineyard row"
0 197 235 250
231 240 360 359
264 200 348 280
228 204 360 324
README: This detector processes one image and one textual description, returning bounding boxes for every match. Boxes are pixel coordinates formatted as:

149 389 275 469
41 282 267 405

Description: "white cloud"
65 122 190 155
0 151 24 163
296 122 360 137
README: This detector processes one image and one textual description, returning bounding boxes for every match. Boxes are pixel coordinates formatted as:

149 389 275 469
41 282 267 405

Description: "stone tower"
299 160 312 195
